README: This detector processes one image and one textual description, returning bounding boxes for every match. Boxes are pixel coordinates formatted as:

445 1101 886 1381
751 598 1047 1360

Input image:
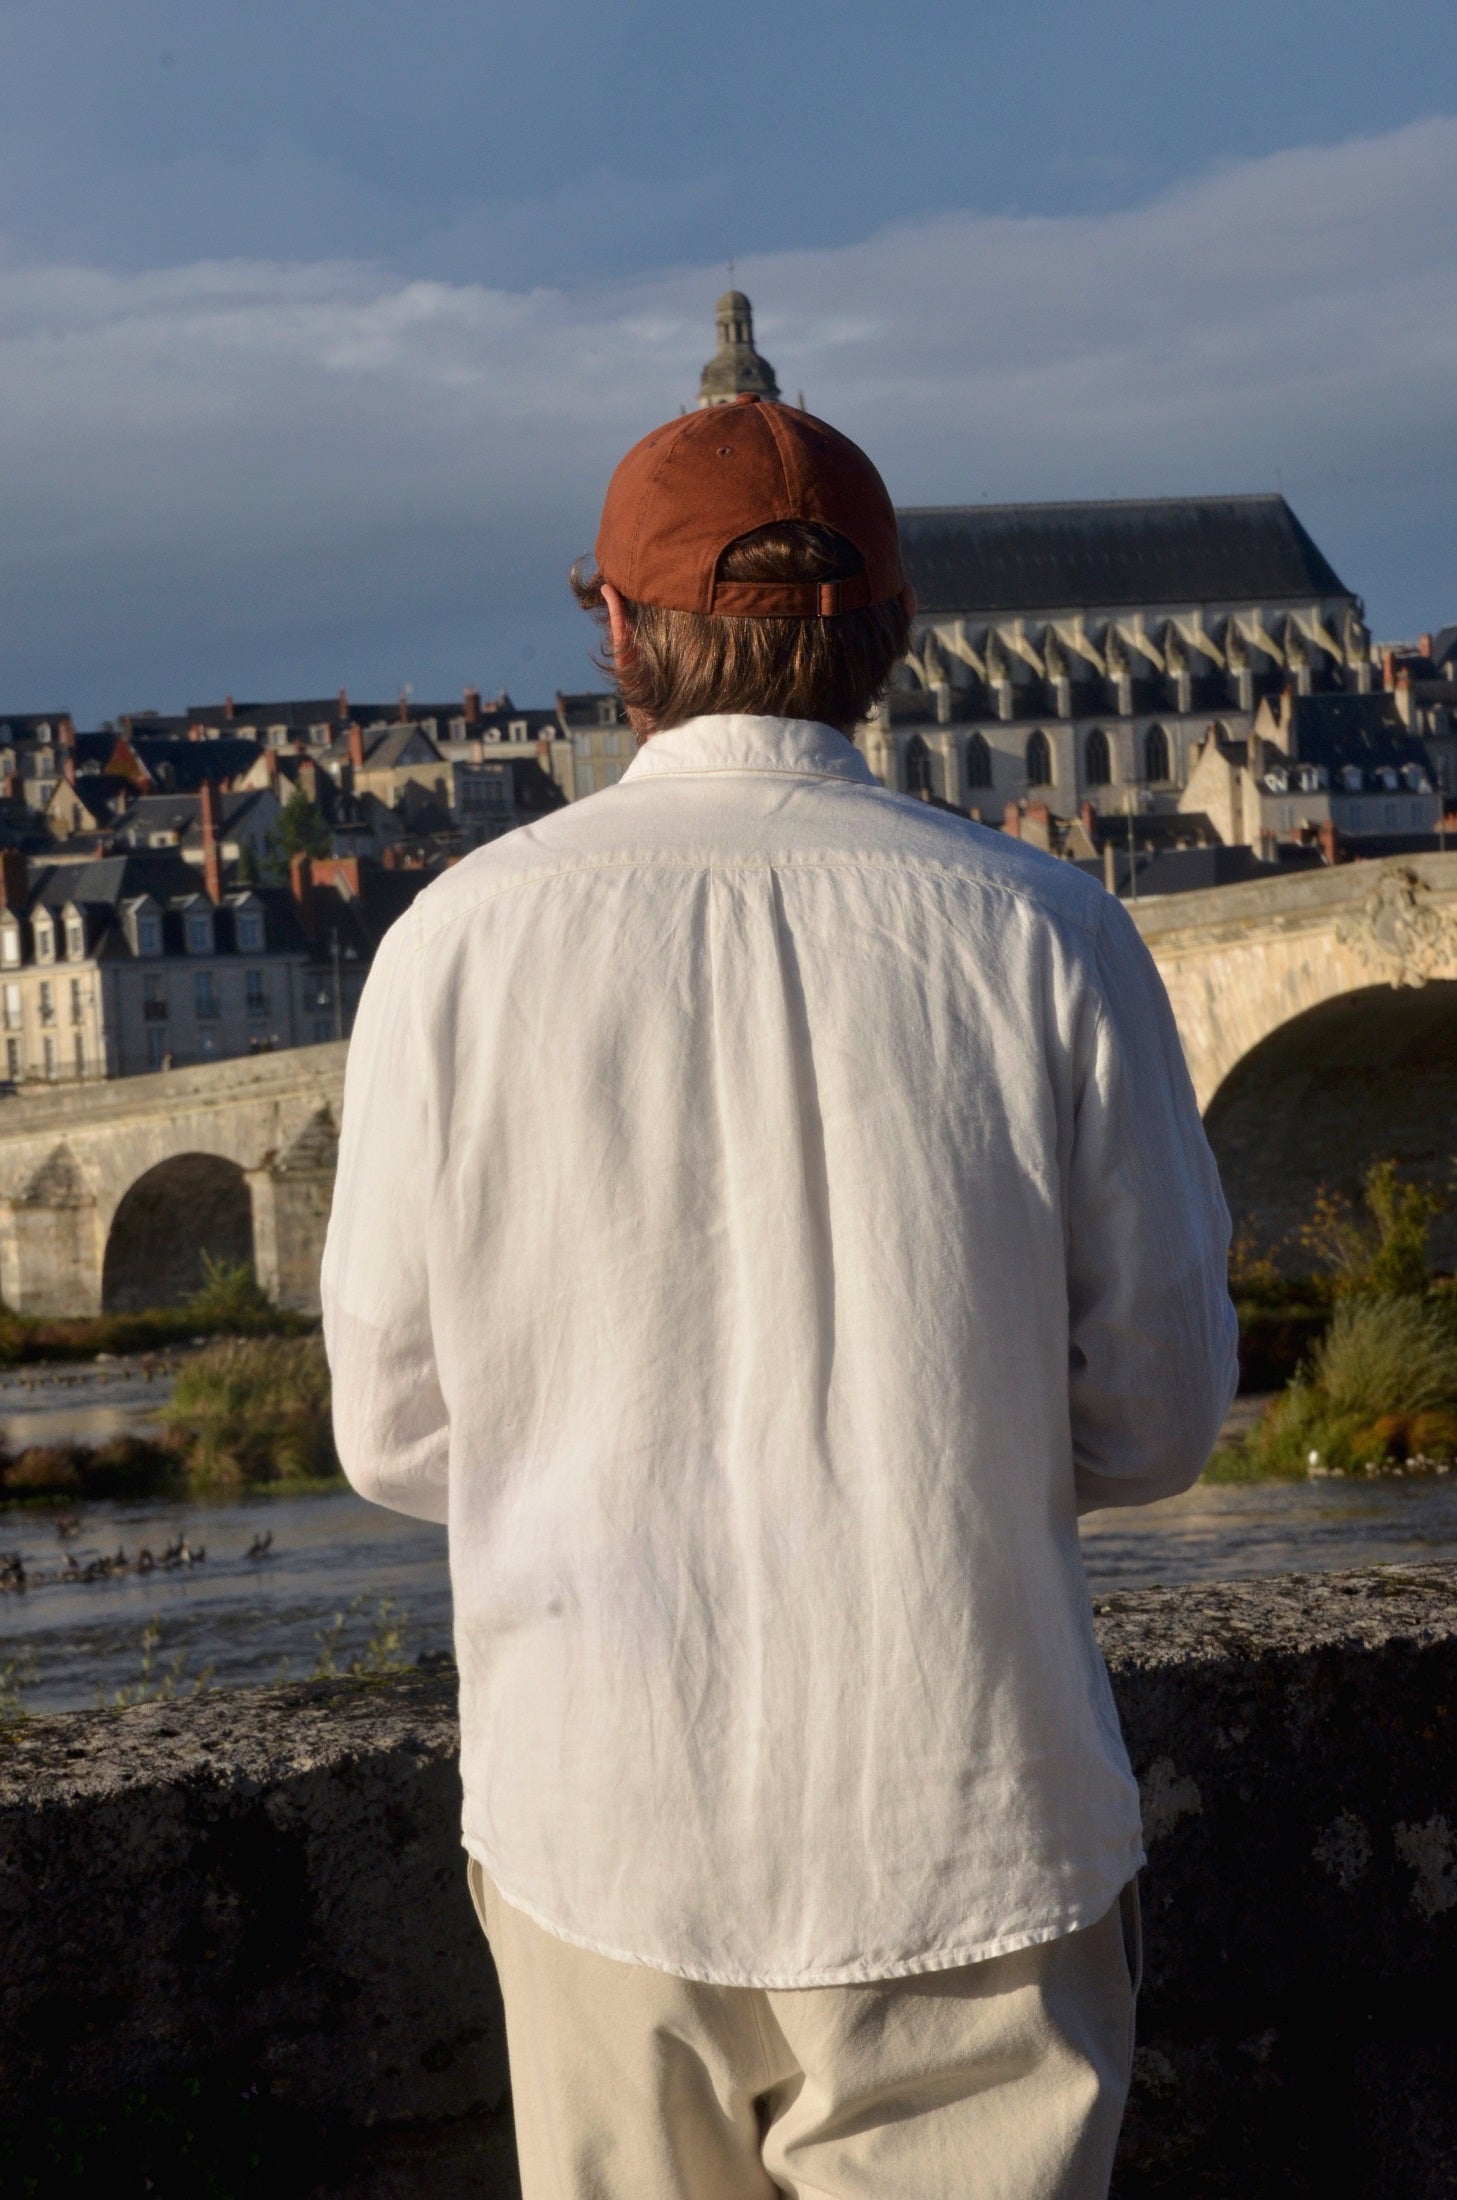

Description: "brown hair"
571 521 910 736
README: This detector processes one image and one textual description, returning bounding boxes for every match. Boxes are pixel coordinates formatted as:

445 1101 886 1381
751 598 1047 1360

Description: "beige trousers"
468 1862 1139 2200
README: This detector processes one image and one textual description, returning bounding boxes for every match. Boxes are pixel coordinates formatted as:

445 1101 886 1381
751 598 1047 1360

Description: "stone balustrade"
3 1561 1456 2197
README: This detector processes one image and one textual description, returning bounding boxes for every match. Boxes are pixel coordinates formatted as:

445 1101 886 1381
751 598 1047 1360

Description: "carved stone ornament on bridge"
1334 866 1457 989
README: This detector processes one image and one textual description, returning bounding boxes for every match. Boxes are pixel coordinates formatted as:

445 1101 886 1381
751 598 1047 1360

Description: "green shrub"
183 1254 273 1327
1302 1159 1446 1301
162 1335 338 1489
1246 1293 1457 1476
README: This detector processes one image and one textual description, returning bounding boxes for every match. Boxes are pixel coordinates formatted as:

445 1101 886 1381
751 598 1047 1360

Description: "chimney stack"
1382 647 1397 690
62 752 76 789
464 687 481 725
223 695 234 722
289 851 315 932
1002 800 1022 838
347 723 366 771
0 850 28 912
1079 799 1096 834
1421 634 1434 661
338 687 349 722
200 778 223 905
397 691 410 725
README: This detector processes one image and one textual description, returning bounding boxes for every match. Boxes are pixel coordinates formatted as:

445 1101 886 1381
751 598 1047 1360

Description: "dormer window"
0 919 19 968
1263 768 1288 794
1401 762 1431 792
1377 766 1398 791
136 912 162 956
510 720 528 742
235 909 264 953
34 914 55 963
65 915 85 961
1341 765 1364 792
185 909 214 955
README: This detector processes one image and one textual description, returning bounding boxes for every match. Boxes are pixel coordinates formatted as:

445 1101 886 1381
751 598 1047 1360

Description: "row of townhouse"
0 824 432 1086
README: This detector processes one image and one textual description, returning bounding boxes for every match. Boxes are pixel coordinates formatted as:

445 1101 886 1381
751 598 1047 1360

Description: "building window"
1144 724 1171 783
1026 730 1053 788
576 762 594 796
43 1034 55 1079
69 978 83 1025
601 762 621 787
602 731 620 758
236 910 264 953
38 980 53 1026
0 923 19 968
146 1026 167 1070
143 972 167 1021
313 1019 333 1044
597 700 617 726
964 732 993 790
34 920 54 964
573 734 592 758
904 734 934 795
186 912 214 955
65 917 85 961
1084 728 1112 787
73 1031 85 1079
195 971 219 1021
4 1037 18 1082
245 969 267 1017
2 984 19 1032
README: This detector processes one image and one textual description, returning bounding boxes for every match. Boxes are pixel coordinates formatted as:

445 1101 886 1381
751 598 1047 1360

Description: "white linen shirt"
322 713 1237 1988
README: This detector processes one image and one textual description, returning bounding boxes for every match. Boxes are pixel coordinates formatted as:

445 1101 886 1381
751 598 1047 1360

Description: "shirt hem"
459 1829 1147 1989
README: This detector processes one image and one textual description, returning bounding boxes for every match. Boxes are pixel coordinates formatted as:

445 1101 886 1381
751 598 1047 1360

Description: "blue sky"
1 0 1454 718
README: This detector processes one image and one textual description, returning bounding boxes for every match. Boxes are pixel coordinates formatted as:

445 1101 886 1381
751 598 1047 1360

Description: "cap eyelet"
716 445 733 457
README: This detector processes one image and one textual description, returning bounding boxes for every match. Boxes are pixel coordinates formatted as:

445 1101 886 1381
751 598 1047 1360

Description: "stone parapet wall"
3 1563 1456 2197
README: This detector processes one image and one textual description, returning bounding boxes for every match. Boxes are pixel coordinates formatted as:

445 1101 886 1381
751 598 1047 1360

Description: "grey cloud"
1 116 1455 719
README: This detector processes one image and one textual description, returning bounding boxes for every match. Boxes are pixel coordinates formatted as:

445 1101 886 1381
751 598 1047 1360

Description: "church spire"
697 290 780 408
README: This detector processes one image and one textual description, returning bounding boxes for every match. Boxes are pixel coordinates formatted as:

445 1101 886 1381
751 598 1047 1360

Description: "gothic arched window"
1144 724 1172 783
1083 727 1111 787
1025 730 1053 787
904 734 934 796
964 732 993 790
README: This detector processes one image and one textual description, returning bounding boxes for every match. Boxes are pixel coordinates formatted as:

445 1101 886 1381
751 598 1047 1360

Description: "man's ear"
601 582 633 666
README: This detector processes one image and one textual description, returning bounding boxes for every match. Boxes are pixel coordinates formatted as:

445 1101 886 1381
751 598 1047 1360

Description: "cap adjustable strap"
708 572 880 618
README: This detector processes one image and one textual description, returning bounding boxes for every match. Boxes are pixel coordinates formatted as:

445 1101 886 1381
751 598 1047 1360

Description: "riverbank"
0 1334 337 1506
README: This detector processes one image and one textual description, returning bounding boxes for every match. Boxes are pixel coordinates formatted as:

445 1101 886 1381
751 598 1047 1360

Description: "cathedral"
692 296 1375 830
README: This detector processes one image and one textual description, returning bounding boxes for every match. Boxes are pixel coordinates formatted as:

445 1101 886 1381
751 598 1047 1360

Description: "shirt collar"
620 714 876 786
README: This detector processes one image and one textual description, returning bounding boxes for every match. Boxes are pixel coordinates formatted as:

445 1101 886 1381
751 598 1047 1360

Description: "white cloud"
2 114 1455 716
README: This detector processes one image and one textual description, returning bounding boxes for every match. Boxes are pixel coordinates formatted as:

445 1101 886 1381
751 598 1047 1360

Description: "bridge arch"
1202 981 1457 1273
101 1152 256 1312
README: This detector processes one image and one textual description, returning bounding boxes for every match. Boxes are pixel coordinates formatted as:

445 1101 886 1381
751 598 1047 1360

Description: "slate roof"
1287 692 1431 778
130 737 266 792
897 495 1352 616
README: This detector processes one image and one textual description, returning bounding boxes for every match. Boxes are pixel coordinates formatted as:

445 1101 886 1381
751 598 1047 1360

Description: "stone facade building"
857 495 1371 819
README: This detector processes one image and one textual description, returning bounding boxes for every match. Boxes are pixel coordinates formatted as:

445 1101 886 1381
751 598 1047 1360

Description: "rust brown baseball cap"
594 394 906 618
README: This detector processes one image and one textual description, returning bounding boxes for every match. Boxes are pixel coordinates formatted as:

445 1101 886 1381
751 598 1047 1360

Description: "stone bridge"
0 1044 345 1315
0 854 1455 1315
1131 852 1457 1270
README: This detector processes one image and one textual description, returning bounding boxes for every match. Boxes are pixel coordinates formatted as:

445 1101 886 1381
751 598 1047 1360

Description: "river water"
4 1357 1457 1714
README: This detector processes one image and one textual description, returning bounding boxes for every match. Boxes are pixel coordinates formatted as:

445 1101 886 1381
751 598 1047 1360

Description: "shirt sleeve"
1066 893 1239 1515
321 904 449 1523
